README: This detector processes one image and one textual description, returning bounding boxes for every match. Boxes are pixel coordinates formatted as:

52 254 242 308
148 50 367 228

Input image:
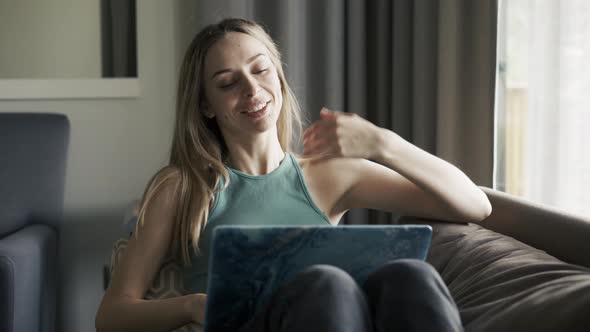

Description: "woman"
96 18 491 332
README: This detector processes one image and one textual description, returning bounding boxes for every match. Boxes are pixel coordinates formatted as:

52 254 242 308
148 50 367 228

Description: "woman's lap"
239 259 463 332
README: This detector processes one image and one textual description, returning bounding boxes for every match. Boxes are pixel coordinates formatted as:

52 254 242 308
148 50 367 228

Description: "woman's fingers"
306 107 382 159
303 136 340 159
303 111 338 141
303 137 323 156
303 123 316 140
305 121 336 143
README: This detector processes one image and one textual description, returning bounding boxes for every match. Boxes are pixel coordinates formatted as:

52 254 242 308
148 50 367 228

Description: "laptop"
203 225 433 332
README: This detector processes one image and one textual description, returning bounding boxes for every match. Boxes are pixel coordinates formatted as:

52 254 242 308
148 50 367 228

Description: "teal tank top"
182 152 332 294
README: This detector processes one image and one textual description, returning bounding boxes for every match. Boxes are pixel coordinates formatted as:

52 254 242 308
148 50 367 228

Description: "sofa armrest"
0 255 14 332
0 224 57 332
477 186 590 268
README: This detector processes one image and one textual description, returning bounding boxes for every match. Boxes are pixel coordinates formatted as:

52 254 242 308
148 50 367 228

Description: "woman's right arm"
95 171 205 332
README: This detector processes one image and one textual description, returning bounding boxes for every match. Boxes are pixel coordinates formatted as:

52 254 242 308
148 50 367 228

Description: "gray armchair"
0 113 70 332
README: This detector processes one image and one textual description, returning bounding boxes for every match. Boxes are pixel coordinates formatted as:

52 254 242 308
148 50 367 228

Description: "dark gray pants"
239 259 463 332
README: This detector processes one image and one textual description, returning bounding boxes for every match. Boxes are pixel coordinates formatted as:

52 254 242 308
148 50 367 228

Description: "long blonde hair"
136 18 304 266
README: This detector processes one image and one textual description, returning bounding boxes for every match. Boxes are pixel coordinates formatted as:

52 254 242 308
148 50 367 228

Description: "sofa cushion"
422 220 590 332
109 238 203 332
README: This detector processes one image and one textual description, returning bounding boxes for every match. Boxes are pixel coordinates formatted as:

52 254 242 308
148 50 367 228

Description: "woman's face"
202 32 283 138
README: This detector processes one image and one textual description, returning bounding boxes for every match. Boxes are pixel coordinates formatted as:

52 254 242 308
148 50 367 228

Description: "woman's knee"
363 259 442 293
263 265 372 331
294 264 357 291
272 265 364 309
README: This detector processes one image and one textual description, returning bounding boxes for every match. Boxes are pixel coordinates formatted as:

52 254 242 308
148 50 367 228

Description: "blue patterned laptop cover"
203 225 432 332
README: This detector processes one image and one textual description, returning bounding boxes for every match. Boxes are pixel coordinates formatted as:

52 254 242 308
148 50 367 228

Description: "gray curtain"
190 0 497 225
101 0 137 77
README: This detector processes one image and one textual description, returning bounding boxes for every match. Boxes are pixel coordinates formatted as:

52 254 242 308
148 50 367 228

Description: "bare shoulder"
103 165 182 301
153 165 182 190
143 165 182 218
293 155 366 222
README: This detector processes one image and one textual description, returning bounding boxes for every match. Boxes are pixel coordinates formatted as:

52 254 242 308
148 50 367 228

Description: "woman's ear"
204 109 215 119
201 102 215 119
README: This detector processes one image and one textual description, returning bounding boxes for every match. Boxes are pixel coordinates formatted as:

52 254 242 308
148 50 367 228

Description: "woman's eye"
255 68 269 74
219 82 235 89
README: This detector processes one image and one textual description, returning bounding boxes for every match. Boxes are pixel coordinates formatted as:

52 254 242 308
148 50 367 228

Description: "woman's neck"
225 137 286 176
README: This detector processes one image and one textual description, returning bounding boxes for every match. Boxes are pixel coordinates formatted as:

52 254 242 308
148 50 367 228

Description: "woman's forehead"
205 32 269 73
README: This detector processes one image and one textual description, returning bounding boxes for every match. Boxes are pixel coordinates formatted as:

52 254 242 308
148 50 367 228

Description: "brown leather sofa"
107 186 590 331
399 186 590 331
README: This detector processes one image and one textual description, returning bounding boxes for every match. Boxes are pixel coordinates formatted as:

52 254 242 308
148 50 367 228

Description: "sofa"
0 113 70 332
402 186 590 331
107 187 590 332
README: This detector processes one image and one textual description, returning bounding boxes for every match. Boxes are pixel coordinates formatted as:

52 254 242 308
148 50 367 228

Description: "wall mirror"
0 0 139 99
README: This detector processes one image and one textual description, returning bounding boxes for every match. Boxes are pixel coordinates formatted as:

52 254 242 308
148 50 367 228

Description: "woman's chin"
251 105 280 130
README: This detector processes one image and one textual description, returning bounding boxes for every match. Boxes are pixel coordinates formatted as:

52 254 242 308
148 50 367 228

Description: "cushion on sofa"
109 239 203 332
422 220 590 332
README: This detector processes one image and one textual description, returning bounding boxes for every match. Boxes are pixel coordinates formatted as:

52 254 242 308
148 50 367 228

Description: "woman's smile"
241 100 271 119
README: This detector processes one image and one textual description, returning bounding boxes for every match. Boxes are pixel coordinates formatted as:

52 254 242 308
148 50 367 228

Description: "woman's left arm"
303 108 492 224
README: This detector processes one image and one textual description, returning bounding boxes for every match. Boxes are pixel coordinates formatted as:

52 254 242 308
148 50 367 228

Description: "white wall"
0 0 101 78
0 1 197 331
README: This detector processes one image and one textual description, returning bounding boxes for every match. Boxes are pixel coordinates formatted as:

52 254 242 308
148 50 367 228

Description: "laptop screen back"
203 225 432 332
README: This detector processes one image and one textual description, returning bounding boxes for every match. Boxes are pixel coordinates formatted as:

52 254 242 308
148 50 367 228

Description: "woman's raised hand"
303 107 384 160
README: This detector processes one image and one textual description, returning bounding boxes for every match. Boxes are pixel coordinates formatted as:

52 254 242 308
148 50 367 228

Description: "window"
495 0 590 217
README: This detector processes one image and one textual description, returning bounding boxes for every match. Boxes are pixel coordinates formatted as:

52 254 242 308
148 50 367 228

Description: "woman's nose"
242 74 260 97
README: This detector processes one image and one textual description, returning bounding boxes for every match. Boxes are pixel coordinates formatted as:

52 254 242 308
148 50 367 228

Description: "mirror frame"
0 0 139 100
0 78 140 100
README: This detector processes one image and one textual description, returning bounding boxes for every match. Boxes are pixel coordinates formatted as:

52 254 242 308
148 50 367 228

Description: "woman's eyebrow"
210 53 267 79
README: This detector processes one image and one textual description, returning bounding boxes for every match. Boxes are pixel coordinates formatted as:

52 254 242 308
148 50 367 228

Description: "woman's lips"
242 101 270 119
